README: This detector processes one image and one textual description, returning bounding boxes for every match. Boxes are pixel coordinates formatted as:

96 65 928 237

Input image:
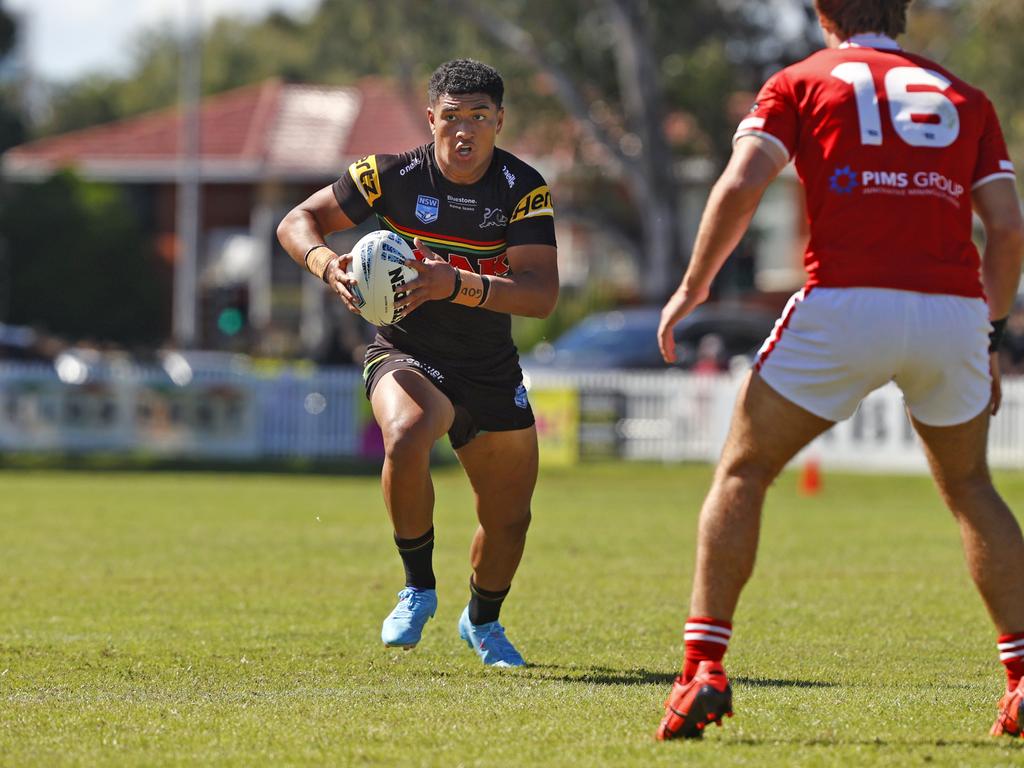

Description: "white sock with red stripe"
682 616 732 682
998 631 1024 690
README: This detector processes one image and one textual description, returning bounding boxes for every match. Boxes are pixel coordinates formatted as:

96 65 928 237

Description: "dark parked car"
521 304 779 371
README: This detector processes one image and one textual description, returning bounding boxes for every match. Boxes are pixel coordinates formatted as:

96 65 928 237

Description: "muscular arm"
658 136 785 362
276 185 363 311
276 185 355 272
973 178 1024 321
971 178 1022 415
482 244 558 318
400 240 558 319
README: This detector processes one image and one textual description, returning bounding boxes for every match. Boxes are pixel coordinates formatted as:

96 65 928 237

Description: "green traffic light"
217 307 244 336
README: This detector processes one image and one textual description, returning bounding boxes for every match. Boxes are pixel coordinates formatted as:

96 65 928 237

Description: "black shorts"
362 340 535 450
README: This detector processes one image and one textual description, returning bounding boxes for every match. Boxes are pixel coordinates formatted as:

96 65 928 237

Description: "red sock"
998 631 1024 690
682 616 732 682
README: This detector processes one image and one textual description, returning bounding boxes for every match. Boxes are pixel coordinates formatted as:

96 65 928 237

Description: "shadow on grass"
722 737 1008 749
518 664 835 689
522 664 675 685
732 675 836 689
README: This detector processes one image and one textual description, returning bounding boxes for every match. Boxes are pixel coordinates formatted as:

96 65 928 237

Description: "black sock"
468 577 510 625
395 527 435 590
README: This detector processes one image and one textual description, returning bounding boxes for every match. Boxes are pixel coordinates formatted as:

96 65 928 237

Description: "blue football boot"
458 605 526 667
381 587 437 648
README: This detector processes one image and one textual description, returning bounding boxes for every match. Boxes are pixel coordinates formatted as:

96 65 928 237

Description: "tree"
0 2 25 323
0 1 24 153
927 1 1024 163
0 172 166 344
451 0 817 299
30 0 821 303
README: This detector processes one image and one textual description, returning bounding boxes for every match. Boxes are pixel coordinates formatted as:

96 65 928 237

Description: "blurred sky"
6 0 319 83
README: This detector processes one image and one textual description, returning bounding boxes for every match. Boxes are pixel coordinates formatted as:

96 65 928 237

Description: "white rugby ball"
348 230 418 326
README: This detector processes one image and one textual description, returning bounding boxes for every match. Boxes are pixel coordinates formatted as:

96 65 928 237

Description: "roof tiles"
3 77 430 182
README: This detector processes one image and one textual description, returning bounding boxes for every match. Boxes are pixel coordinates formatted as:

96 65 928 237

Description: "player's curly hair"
428 59 504 108
814 0 913 39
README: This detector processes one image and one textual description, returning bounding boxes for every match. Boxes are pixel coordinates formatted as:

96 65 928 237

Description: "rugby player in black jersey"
277 59 558 667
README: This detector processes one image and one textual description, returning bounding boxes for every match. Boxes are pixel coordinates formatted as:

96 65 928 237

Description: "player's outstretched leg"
912 408 1024 738
655 374 831 740
371 369 455 651
454 427 536 668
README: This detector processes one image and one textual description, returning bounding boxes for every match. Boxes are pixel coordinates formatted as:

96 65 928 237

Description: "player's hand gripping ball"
348 231 419 326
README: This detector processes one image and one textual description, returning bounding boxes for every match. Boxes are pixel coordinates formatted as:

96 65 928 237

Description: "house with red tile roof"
5 77 428 182
2 77 431 355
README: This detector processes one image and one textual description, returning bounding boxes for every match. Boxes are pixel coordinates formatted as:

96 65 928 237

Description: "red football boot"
656 660 733 741
991 679 1024 737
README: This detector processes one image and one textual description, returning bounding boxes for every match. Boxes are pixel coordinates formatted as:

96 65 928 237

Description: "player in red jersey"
655 0 1024 740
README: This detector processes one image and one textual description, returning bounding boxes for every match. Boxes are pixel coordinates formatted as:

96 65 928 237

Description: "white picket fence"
1 361 1023 470
528 369 1024 471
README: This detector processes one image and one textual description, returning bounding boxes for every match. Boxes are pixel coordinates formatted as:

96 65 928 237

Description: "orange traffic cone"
798 456 822 496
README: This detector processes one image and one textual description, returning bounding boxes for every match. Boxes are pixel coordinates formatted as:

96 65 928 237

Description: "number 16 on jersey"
832 62 960 148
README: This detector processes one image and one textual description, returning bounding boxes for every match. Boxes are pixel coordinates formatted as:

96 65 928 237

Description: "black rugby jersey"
333 143 556 370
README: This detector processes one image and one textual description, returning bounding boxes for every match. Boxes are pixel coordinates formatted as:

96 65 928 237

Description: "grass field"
2 463 1024 766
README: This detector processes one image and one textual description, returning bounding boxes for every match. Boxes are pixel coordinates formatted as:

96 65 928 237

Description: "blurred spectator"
693 333 727 374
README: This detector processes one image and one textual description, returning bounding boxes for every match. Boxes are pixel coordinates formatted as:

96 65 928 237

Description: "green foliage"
307 1 475 85
203 14 310 92
35 0 815 161
42 76 123 135
0 89 23 153
664 39 742 159
0 4 23 154
43 32 179 135
0 2 14 59
0 171 165 344
935 1 1024 164
41 0 1022 168
1 464 1023 764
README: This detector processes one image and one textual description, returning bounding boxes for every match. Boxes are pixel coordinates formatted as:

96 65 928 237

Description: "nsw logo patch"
514 383 529 409
415 195 439 224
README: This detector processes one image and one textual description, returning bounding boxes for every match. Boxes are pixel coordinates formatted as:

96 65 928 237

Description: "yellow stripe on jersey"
348 155 382 208
510 185 554 223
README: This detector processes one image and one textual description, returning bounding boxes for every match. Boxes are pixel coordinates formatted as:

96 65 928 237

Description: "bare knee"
937 467 997 513
381 415 436 467
483 507 532 542
502 507 532 540
716 453 779 494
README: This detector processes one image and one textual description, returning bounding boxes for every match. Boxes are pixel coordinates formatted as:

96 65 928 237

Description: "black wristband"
479 275 491 307
990 317 1008 353
304 243 328 266
446 268 462 302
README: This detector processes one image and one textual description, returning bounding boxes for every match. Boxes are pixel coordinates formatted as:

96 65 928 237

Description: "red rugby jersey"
735 34 1015 298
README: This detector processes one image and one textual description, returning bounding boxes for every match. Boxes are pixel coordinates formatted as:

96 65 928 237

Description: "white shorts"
754 287 991 427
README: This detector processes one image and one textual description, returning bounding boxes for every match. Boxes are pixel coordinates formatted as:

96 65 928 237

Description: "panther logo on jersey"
480 207 508 229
